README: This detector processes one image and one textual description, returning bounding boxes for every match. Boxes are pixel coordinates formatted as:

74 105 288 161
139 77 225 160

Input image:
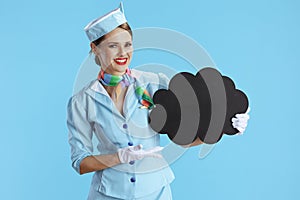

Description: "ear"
90 43 97 54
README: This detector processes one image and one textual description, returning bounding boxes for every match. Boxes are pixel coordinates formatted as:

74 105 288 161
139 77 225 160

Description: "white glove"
231 107 250 135
117 144 164 164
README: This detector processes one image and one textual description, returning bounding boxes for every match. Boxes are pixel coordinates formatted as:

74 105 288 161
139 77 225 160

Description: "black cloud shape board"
149 67 249 145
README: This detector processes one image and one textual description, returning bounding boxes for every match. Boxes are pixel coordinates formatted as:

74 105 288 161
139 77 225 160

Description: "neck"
102 68 128 76
103 84 117 95
103 82 128 104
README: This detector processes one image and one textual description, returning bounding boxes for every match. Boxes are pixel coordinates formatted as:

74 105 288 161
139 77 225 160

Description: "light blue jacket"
67 69 175 199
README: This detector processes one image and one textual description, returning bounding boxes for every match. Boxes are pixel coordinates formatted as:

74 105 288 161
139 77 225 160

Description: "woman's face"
93 27 133 76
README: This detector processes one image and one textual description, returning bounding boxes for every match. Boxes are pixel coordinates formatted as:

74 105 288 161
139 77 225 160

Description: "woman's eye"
125 43 132 48
108 44 117 48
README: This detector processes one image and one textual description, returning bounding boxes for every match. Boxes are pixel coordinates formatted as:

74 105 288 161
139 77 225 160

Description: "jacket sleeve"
157 72 170 90
146 72 170 97
67 97 93 174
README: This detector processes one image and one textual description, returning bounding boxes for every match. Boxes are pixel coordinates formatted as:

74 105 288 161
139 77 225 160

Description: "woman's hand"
231 107 250 135
79 145 163 174
117 144 163 163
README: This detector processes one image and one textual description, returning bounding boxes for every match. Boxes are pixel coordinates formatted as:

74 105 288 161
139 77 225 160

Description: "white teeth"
115 59 126 63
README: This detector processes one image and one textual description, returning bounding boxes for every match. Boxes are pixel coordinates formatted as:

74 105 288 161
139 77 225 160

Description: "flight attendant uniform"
67 69 175 199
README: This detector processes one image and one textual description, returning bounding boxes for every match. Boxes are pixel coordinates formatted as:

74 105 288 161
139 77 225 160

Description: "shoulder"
131 69 169 84
68 79 98 107
131 69 157 80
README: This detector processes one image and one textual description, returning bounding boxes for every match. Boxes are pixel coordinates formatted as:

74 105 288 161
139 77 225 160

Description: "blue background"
1 0 299 199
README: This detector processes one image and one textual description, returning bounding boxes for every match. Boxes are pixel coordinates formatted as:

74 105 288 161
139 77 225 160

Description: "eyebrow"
107 42 118 45
107 41 132 44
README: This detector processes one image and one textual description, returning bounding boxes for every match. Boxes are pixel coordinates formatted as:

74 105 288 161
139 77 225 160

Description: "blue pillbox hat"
84 2 127 42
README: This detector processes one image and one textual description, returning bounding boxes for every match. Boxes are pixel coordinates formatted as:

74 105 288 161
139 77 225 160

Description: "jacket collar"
89 79 110 96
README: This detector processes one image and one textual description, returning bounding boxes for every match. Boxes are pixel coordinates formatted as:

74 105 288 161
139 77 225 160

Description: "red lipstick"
114 58 128 65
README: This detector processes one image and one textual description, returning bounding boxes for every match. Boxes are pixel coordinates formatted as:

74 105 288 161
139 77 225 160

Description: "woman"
67 3 249 200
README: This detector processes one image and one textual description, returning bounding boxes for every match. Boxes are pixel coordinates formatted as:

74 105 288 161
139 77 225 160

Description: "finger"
235 113 249 118
231 118 238 123
145 153 163 159
235 132 244 135
146 146 164 153
143 148 162 155
232 120 247 128
246 107 251 114
232 122 237 128
235 113 250 120
237 116 249 121
237 120 248 126
132 144 143 151
137 154 144 160
236 126 245 133
234 121 247 129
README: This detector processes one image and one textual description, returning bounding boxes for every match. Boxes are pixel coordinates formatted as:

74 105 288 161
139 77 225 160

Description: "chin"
108 66 127 75
116 64 129 71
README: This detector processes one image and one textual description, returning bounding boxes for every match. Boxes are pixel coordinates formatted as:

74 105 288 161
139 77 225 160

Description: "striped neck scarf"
98 68 155 109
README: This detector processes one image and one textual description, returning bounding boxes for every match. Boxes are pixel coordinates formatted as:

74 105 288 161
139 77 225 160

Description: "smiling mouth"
114 58 128 65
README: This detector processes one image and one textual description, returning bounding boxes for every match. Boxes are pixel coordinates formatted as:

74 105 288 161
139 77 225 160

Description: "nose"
118 46 126 57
